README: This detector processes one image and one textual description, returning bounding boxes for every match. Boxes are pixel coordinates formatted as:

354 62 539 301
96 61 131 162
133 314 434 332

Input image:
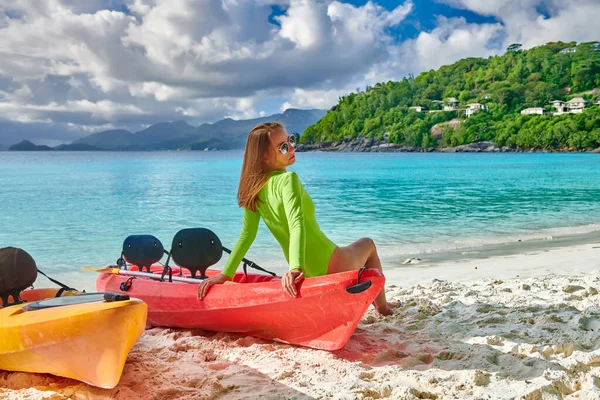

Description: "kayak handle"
346 280 372 294
120 277 135 291
104 293 130 302
346 266 372 294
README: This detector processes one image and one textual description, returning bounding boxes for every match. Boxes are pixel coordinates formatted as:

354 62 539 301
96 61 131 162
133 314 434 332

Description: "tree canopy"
301 41 600 151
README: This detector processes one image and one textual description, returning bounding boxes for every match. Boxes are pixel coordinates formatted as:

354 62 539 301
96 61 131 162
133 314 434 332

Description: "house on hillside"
465 103 487 117
428 100 444 111
566 97 588 113
551 100 567 114
409 106 427 113
443 98 459 111
521 107 548 115
551 98 588 115
560 47 576 54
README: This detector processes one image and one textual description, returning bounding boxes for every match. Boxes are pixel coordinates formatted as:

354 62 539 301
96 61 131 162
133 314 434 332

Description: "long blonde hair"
238 122 285 211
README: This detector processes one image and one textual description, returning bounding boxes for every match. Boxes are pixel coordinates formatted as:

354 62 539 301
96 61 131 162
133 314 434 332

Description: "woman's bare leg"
328 238 393 315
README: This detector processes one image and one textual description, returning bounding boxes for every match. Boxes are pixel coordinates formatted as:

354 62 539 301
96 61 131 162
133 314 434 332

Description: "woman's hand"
282 268 304 298
197 274 229 299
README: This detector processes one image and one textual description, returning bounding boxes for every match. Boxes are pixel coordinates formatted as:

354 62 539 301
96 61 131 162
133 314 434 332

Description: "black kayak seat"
22 292 130 311
0 247 38 307
169 228 223 279
121 235 167 272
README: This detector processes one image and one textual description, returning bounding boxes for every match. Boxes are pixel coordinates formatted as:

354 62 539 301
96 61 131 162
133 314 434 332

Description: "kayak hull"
96 266 385 350
0 288 147 389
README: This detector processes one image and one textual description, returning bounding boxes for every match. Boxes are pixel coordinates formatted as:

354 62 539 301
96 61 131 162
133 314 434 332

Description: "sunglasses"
279 135 297 155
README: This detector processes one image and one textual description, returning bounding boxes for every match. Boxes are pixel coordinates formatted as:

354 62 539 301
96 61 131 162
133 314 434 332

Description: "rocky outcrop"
297 137 600 153
430 118 463 139
439 141 502 152
297 137 509 153
296 135 423 152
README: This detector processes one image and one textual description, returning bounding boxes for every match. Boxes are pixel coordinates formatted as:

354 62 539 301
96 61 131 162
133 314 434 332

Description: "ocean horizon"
1 150 599 290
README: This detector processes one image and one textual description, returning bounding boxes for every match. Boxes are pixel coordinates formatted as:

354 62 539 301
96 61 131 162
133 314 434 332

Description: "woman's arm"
220 207 260 278
281 172 306 272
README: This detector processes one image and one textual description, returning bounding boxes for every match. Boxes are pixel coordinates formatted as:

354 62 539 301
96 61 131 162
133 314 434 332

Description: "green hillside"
302 41 600 151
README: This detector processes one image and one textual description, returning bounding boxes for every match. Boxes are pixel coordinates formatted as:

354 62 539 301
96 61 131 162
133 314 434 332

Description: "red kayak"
96 265 384 351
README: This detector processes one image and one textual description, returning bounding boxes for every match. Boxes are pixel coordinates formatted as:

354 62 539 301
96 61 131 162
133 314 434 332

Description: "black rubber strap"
160 265 173 282
245 261 277 276
357 266 368 283
37 268 76 291
243 262 249 283
223 246 277 277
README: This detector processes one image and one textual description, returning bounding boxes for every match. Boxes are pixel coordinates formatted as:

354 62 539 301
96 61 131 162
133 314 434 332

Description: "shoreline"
4 141 600 153
383 236 600 287
383 227 600 270
296 139 600 154
2 235 600 399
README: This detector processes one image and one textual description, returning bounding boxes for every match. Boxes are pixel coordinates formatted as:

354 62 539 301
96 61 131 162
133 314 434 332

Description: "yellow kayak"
0 288 147 389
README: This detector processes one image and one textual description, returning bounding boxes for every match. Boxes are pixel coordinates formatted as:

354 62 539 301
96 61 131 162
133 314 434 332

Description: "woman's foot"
377 306 393 316
375 301 398 316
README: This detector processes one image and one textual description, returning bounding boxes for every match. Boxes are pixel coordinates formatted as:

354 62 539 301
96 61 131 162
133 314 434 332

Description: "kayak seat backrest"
0 247 38 307
122 235 166 272
170 228 223 279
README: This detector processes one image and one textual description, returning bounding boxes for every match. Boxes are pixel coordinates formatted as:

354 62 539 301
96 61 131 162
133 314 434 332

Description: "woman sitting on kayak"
197 122 394 315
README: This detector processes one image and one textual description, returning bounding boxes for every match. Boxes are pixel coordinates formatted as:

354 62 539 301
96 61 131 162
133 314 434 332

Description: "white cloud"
128 82 181 101
78 122 120 133
0 0 417 131
328 0 413 44
13 115 54 124
277 0 331 49
440 0 535 17
0 0 598 137
127 0 153 16
513 3 600 48
398 16 504 73
440 0 600 49
223 97 264 120
175 106 201 118
282 86 353 111
0 0 122 17
0 99 147 123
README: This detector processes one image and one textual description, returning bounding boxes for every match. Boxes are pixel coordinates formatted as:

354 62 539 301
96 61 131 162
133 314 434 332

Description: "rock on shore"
296 136 600 153
296 136 514 153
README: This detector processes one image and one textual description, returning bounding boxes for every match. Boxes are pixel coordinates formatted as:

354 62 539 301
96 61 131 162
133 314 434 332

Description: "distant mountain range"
5 108 326 151
9 140 54 151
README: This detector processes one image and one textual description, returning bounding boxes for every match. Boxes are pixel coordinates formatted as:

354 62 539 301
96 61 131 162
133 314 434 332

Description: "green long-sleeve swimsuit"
221 170 338 278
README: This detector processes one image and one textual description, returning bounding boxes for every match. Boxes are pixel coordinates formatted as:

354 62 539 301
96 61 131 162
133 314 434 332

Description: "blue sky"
376 0 498 38
0 0 598 144
270 0 500 40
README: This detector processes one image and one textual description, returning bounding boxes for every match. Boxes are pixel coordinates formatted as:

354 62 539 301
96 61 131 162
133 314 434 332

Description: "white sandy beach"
1 241 600 400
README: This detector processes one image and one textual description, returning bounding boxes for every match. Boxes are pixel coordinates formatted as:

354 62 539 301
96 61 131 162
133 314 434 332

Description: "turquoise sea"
1 151 599 291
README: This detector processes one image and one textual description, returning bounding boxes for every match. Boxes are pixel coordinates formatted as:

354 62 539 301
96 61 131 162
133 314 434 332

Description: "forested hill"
301 41 600 151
